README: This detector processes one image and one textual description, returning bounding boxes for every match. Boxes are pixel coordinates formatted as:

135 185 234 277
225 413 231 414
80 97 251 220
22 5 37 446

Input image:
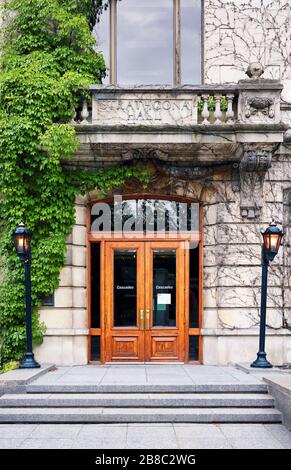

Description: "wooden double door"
104 241 185 362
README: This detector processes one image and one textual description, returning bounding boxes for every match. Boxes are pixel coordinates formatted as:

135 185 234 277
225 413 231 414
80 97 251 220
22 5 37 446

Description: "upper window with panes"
94 0 202 85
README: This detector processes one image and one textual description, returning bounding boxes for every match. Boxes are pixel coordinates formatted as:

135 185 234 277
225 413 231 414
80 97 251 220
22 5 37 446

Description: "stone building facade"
34 0 291 366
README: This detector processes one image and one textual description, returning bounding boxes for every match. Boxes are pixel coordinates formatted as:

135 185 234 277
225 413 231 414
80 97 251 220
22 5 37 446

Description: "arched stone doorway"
88 194 202 363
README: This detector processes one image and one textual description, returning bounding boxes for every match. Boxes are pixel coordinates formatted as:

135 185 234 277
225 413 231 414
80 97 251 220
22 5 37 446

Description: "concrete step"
0 393 274 408
0 407 282 423
26 383 268 394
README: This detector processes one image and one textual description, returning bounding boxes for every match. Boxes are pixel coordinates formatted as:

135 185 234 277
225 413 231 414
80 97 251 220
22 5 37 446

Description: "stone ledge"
201 328 291 336
264 376 291 394
89 84 239 93
264 376 291 428
0 364 54 395
236 363 291 375
44 328 89 336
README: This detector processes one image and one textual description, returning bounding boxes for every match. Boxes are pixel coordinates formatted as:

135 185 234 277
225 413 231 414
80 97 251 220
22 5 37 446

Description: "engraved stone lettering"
93 96 198 126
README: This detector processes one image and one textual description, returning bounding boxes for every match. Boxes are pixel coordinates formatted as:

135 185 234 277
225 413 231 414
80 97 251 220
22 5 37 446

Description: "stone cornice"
76 123 287 134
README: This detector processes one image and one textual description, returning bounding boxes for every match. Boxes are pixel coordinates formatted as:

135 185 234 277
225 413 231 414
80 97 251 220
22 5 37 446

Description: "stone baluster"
214 94 222 124
201 95 210 125
226 93 235 124
81 98 89 124
71 110 77 125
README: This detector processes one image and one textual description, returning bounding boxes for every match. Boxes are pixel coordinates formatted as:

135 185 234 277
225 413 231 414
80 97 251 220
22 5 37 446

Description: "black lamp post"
251 221 284 368
13 223 40 369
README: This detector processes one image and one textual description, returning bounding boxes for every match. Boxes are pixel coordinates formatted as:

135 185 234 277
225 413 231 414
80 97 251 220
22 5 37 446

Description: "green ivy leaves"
0 0 146 366
40 124 80 162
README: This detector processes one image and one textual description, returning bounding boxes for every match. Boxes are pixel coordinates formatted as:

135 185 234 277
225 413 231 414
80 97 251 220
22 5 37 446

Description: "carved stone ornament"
121 149 169 162
121 149 211 181
284 128 291 143
239 149 272 219
245 96 275 119
246 63 264 79
231 163 240 192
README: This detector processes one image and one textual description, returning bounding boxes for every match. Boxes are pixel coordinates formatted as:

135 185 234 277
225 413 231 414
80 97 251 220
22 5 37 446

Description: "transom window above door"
94 0 202 85
90 198 200 239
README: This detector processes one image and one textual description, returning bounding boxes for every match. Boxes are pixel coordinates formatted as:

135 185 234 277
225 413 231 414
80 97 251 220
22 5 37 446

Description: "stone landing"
0 365 287 424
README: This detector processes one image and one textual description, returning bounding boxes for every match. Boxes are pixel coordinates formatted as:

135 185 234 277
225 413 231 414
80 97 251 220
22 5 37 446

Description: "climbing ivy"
0 0 148 366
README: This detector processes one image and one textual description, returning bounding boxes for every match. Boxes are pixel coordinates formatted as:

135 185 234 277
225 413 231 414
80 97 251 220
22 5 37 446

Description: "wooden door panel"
150 334 179 360
145 242 185 362
111 335 141 360
104 240 186 363
105 242 145 362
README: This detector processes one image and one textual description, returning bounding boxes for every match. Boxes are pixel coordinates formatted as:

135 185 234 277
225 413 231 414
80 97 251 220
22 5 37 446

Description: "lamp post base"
251 352 273 369
19 353 40 369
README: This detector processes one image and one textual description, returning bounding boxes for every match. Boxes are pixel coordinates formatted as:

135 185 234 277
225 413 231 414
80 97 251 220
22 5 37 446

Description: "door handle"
140 309 145 330
145 309 150 330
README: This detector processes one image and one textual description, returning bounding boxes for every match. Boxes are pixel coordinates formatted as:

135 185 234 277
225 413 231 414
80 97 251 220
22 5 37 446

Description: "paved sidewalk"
0 423 290 449
28 365 265 387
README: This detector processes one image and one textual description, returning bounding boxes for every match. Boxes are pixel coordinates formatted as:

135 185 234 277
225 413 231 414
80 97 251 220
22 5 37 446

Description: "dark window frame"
41 294 55 307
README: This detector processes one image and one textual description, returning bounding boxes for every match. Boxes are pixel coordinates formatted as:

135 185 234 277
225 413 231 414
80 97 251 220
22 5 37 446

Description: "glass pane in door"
91 243 101 328
189 245 199 328
114 250 137 327
153 250 176 327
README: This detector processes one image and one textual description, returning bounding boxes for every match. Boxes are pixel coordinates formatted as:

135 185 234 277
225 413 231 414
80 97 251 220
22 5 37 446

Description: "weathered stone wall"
202 145 291 365
35 151 291 366
204 0 290 84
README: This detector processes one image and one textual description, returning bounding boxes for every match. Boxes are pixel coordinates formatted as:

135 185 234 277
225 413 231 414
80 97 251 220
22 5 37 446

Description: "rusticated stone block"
73 336 89 364
39 308 73 329
203 334 290 366
72 287 87 308
202 308 218 329
72 309 88 329
59 267 72 287
203 266 218 288
75 205 87 226
54 287 73 308
64 245 72 266
66 233 73 244
217 286 283 309
203 287 217 309
72 246 87 267
72 225 87 246
35 336 88 366
202 337 219 365
203 204 218 226
72 267 87 287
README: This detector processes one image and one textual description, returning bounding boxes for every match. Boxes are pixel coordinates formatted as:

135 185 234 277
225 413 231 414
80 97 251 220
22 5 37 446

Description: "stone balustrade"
67 80 286 170
71 80 283 128
72 85 239 127
199 92 235 125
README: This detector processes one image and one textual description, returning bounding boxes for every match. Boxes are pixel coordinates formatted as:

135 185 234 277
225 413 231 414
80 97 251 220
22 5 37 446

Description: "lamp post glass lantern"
13 223 40 369
262 223 284 261
251 221 284 369
13 223 31 261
